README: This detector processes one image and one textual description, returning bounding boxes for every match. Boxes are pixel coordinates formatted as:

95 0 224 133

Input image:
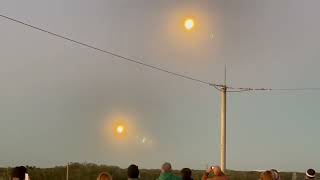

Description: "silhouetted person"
127 164 140 180
156 162 181 180
201 166 229 180
305 169 316 179
270 169 281 180
260 170 274 180
181 168 193 180
97 172 112 180
11 166 27 180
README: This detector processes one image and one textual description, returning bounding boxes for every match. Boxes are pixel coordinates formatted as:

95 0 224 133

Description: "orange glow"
184 18 194 30
116 125 124 134
101 113 155 151
103 114 133 141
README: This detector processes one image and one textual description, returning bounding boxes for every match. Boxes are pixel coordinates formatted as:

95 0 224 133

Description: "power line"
270 88 320 91
224 86 320 92
2 13 320 93
0 13 218 87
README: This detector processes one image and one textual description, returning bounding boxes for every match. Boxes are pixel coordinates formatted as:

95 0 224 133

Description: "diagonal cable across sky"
1 13 320 93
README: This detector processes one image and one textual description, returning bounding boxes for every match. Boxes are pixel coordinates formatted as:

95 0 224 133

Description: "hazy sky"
0 0 319 172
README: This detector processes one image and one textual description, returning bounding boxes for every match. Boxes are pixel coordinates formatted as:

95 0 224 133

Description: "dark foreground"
0 163 316 180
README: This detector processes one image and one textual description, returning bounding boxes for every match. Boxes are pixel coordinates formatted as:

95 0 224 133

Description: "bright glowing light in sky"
105 114 154 148
184 18 194 30
116 125 124 134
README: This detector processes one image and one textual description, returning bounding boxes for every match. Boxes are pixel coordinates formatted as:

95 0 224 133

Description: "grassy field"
0 163 316 180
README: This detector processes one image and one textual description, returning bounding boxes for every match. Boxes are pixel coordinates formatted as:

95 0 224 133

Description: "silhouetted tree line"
0 163 316 180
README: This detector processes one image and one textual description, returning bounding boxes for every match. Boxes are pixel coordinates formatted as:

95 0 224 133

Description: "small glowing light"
210 33 214 39
184 18 194 30
116 125 124 134
142 137 146 143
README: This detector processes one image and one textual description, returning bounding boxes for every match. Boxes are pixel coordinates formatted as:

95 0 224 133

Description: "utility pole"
7 167 9 180
66 162 69 180
220 66 227 172
292 172 297 180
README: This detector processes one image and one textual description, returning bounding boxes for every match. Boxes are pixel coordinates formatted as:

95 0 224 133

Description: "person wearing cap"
305 169 316 179
11 166 28 180
270 169 281 180
127 164 140 180
201 166 229 180
156 162 181 180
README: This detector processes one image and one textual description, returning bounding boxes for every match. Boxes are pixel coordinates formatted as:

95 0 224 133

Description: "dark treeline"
0 163 315 180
